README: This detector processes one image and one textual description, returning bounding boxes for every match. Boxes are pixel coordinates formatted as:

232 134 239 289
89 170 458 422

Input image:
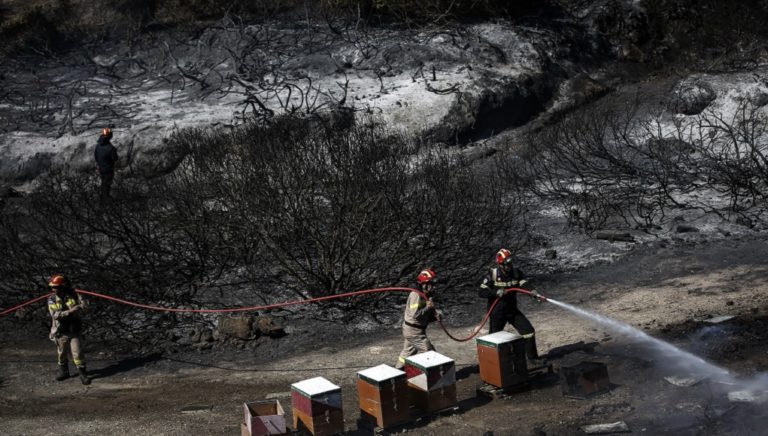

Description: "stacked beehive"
290 377 344 435
476 331 527 388
404 351 457 414
357 364 410 428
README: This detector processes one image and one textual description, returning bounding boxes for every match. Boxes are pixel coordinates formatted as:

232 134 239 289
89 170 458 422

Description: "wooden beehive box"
291 377 344 435
243 400 287 435
476 331 528 388
404 351 457 413
357 364 410 428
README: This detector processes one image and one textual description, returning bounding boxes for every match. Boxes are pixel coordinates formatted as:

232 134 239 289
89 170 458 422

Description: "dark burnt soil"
2 236 768 435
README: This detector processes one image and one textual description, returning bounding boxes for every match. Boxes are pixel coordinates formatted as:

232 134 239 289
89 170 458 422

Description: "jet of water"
546 297 733 381
546 297 768 402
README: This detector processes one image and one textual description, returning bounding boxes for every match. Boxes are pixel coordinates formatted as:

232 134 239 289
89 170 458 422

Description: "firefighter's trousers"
56 334 86 368
396 323 435 369
489 309 539 360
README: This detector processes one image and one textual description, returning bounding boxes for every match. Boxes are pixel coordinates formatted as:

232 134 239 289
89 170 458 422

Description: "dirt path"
2 238 768 435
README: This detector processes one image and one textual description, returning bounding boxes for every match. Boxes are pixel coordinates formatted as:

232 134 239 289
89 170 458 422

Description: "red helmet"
417 268 436 284
48 274 68 287
496 248 513 265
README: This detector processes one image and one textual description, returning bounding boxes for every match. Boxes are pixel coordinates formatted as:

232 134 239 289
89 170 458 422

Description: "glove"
518 279 528 287
435 310 444 321
496 289 505 298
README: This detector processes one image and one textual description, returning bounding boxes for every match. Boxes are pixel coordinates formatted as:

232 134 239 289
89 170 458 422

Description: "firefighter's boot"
55 364 69 381
77 366 91 385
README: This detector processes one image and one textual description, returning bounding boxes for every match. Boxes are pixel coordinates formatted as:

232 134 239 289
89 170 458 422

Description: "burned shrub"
174 116 521 318
507 98 696 232
0 115 522 338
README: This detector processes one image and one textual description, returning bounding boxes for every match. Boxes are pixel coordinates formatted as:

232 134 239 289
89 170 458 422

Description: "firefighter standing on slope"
94 127 119 200
479 248 545 363
395 268 443 369
47 274 91 385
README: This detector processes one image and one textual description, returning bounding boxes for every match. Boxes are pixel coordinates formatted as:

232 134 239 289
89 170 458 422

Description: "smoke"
546 298 768 403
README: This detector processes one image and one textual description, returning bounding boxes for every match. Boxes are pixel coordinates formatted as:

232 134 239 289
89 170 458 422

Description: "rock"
747 88 768 107
180 404 212 413
728 390 768 403
593 230 634 243
257 317 285 337
735 216 753 228
217 316 254 340
544 249 557 259
200 328 214 343
676 224 699 233
581 421 630 434
664 376 704 387
704 315 735 324
669 78 716 115
190 329 202 344
265 392 291 400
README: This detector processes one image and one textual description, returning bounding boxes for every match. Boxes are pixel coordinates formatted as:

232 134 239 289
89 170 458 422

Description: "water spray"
524 289 768 403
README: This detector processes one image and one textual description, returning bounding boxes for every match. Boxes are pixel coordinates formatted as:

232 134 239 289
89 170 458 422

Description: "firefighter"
395 268 443 369
47 274 91 385
94 127 118 200
479 248 544 362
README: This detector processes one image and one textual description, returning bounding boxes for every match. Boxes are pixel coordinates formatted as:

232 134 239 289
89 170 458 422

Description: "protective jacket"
48 290 86 339
94 136 119 175
402 291 435 329
479 265 526 315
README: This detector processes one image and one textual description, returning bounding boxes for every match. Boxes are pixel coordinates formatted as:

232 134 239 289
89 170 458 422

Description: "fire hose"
0 287 546 342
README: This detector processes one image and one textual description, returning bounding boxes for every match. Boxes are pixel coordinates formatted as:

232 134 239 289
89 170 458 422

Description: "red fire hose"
0 287 544 342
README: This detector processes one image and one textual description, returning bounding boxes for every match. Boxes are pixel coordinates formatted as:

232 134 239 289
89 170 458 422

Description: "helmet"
417 268 436 284
496 248 513 266
101 127 113 139
48 274 68 288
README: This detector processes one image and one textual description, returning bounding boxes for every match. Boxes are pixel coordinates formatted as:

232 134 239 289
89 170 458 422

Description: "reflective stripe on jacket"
48 291 86 337
403 291 435 328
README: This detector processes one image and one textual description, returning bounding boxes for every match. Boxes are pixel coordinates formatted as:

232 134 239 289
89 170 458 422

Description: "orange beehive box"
243 400 287 435
407 383 457 414
290 377 344 436
356 364 410 428
292 407 344 436
476 331 527 388
404 351 457 413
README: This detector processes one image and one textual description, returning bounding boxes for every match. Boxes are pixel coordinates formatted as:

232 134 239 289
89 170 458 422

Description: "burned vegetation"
0 115 525 343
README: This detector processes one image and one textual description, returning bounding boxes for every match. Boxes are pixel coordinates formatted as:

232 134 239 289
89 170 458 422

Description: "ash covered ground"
2 236 768 435
3 1 768 435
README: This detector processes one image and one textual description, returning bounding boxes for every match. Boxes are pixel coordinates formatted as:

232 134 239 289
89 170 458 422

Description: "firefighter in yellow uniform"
395 268 442 369
47 274 91 385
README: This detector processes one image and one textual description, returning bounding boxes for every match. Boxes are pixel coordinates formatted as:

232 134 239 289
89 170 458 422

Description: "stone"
664 376 704 387
669 78 716 115
581 421 630 434
217 316 253 340
735 216 753 228
544 249 557 259
257 317 285 337
200 328 214 342
593 231 634 243
676 224 699 233
704 315 735 324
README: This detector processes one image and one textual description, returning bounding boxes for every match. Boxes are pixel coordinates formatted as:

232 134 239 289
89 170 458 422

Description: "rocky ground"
2 236 767 435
